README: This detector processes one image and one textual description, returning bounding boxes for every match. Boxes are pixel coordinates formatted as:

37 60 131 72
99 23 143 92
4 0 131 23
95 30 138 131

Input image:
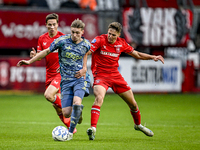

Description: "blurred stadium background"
1 0 200 94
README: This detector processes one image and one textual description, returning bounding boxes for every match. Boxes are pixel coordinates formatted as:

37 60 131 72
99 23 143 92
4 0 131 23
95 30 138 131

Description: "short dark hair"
46 13 59 23
108 22 122 33
71 18 85 30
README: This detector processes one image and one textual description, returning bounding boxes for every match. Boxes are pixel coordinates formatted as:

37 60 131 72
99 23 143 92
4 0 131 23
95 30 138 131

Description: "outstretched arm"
128 50 164 64
17 48 51 66
75 50 92 79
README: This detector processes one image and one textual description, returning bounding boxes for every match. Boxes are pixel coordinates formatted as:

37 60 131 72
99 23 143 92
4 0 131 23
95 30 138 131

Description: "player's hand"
30 47 36 58
75 68 86 79
153 55 164 64
17 60 30 66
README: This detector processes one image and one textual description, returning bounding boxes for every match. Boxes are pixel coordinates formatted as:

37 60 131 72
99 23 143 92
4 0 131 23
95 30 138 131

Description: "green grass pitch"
0 93 200 150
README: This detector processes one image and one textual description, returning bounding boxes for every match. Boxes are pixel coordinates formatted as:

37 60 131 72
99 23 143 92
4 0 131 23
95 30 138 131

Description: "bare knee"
62 107 72 118
94 95 104 106
44 92 54 102
129 101 138 110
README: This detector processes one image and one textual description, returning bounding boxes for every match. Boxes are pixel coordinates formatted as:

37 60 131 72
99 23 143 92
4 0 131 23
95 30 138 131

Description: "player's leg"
87 85 107 140
66 95 83 141
44 84 61 107
66 78 90 141
118 90 154 137
44 83 75 132
118 89 140 124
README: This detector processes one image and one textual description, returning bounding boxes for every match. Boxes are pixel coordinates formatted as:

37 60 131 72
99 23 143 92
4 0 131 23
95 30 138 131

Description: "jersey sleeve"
90 36 101 53
37 36 43 52
84 39 91 52
122 39 134 54
49 37 63 52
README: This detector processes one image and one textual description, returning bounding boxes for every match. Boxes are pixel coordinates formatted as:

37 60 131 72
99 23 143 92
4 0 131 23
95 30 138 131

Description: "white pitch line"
0 121 200 128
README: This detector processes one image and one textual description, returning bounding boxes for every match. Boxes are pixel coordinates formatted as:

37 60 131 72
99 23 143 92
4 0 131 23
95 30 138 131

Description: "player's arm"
17 48 51 66
75 50 92 79
128 50 164 64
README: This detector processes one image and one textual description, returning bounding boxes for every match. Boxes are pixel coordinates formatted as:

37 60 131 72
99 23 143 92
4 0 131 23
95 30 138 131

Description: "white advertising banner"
87 58 182 93
118 58 182 92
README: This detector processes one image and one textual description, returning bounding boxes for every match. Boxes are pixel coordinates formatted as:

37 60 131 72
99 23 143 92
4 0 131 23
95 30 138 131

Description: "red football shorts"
93 72 131 94
45 75 61 93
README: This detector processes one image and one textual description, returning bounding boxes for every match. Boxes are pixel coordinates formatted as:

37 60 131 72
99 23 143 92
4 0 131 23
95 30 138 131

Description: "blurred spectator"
79 0 97 11
177 0 194 11
97 0 119 10
60 0 80 8
195 22 200 48
0 0 3 5
119 0 147 8
28 0 48 8
3 0 28 6
46 0 61 10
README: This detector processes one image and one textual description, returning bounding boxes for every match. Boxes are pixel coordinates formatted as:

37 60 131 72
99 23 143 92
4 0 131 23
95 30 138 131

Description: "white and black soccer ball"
52 126 68 141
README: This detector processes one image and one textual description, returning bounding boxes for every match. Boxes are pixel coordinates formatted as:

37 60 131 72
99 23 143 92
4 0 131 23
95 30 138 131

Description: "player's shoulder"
57 31 65 36
54 34 70 42
117 37 127 43
83 38 91 46
116 37 130 47
91 34 106 44
39 32 49 39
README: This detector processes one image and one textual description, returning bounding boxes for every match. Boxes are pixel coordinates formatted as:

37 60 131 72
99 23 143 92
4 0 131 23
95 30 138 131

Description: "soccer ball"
52 126 69 141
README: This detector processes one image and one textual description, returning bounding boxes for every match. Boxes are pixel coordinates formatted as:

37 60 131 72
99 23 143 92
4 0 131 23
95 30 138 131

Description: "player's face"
71 27 84 44
46 19 58 37
107 28 120 44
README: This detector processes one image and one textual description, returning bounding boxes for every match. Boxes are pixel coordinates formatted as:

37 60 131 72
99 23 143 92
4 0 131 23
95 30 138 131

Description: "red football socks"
58 113 70 128
130 109 141 125
53 95 62 108
91 105 101 128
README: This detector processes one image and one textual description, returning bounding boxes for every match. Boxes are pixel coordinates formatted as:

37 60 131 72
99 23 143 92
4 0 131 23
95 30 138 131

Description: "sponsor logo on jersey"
100 51 119 57
91 38 96 43
114 45 122 47
65 52 82 60
43 42 47 46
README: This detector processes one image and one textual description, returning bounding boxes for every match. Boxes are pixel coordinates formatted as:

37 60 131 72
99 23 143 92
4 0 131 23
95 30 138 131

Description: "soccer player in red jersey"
85 22 164 140
30 13 77 133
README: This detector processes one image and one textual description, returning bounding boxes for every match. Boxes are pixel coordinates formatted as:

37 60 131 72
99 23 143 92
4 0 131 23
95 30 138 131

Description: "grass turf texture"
0 93 200 150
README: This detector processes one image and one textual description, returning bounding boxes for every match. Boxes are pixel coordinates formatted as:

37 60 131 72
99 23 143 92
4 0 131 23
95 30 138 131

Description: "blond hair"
71 19 85 30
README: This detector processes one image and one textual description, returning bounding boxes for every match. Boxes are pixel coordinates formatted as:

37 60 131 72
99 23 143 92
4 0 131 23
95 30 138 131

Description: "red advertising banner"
0 10 99 49
123 7 193 47
0 57 46 93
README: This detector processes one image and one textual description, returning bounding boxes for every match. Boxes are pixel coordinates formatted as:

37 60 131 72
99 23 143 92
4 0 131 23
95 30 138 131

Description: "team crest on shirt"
114 45 122 53
43 42 47 46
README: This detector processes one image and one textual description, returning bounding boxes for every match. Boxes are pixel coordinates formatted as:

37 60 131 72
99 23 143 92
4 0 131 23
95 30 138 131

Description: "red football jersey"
90 34 134 75
37 31 64 80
